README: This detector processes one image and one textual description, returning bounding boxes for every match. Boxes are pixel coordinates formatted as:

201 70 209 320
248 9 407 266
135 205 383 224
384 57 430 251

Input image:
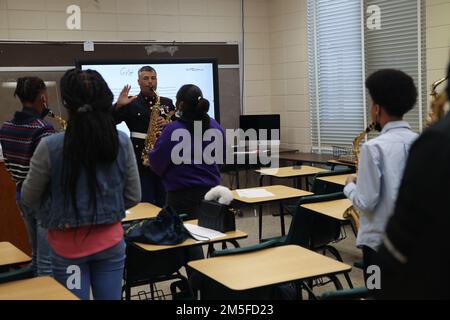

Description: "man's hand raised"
115 85 138 109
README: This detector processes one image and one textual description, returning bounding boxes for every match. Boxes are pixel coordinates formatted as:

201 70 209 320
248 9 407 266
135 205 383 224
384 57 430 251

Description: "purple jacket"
149 118 225 192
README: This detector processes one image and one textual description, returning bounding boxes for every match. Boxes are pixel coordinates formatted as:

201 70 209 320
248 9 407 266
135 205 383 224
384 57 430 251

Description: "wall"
0 0 244 42
0 0 278 137
268 0 309 151
5 1 446 152
242 0 271 116
426 0 450 93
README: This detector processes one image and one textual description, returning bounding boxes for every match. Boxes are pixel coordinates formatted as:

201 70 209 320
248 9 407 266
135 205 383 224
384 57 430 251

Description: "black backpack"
124 206 191 245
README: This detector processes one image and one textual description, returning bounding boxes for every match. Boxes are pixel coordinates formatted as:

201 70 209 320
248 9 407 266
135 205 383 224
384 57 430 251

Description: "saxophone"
351 122 376 169
343 123 375 235
427 77 448 126
47 109 67 130
141 88 162 166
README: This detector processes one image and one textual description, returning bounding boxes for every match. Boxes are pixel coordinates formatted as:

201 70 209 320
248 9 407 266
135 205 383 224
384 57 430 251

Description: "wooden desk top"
301 198 352 221
134 220 248 252
232 185 313 204
316 174 356 186
278 152 337 164
0 242 31 267
188 245 351 291
0 276 79 300
256 165 328 178
122 202 161 222
327 159 356 167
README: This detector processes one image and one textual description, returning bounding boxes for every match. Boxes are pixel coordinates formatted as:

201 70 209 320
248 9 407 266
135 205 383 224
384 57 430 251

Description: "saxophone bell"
46 109 68 130
427 77 448 126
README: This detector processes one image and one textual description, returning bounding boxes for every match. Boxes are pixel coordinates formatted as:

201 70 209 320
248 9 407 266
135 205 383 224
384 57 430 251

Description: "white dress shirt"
344 120 418 250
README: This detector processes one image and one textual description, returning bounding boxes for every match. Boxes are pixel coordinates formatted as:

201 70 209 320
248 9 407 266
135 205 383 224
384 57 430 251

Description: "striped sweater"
0 108 55 192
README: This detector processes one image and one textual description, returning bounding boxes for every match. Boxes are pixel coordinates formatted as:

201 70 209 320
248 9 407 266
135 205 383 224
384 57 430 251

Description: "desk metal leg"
207 243 214 257
259 205 263 241
279 202 286 236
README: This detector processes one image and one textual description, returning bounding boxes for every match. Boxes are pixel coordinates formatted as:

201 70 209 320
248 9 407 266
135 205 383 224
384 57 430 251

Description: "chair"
320 287 373 300
122 211 239 300
283 192 354 289
312 168 355 195
122 241 193 300
205 193 354 299
312 168 359 237
0 265 34 284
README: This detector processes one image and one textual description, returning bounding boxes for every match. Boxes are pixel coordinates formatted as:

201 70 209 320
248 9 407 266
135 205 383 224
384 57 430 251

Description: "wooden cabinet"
0 161 31 255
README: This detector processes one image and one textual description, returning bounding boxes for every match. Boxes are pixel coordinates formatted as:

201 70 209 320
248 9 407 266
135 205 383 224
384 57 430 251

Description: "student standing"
0 77 55 276
344 69 418 282
21 69 141 300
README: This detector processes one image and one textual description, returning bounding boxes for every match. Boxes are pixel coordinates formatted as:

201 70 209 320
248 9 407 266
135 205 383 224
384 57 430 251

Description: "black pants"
140 169 166 207
167 186 211 219
167 186 212 292
362 245 378 286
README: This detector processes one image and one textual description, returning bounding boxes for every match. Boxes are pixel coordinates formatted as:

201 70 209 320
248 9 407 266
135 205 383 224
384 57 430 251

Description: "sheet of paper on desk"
184 223 226 241
234 150 258 154
235 188 274 198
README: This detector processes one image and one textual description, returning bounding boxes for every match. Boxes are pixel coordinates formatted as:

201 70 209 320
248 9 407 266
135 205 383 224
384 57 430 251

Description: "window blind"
308 0 364 152
364 0 426 134
308 0 426 152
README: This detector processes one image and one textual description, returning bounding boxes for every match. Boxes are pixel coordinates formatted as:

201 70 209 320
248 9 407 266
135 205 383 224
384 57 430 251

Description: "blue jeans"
17 201 52 276
51 239 126 300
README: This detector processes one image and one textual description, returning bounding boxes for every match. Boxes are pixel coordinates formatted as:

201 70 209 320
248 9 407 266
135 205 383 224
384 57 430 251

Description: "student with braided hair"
21 69 141 300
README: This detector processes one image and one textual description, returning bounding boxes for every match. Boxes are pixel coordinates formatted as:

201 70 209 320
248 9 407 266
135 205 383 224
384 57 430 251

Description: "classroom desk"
278 152 337 165
0 276 79 300
316 173 356 186
301 198 352 221
232 185 313 240
327 159 356 169
124 220 248 300
222 147 299 189
122 202 161 222
188 244 351 298
0 242 31 268
133 220 248 252
256 165 328 190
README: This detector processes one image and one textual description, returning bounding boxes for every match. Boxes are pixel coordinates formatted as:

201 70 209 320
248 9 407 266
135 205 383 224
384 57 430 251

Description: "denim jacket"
21 131 141 229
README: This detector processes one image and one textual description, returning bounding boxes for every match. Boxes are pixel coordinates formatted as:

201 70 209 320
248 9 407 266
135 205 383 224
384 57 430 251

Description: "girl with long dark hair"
21 69 141 300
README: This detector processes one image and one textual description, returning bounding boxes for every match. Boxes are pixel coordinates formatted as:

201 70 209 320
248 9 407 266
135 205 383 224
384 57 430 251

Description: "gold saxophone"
427 76 448 126
141 88 161 166
47 109 67 130
343 122 376 235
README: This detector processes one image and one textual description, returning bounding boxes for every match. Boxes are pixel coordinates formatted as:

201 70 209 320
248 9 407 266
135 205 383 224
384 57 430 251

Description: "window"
308 0 426 152
364 0 426 134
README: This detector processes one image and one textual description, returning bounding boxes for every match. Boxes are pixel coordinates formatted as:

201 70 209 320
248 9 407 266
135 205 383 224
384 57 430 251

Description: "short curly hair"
365 69 417 117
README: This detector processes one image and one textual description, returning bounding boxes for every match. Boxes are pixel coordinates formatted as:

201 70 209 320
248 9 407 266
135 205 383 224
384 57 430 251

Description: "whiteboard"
80 62 218 136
